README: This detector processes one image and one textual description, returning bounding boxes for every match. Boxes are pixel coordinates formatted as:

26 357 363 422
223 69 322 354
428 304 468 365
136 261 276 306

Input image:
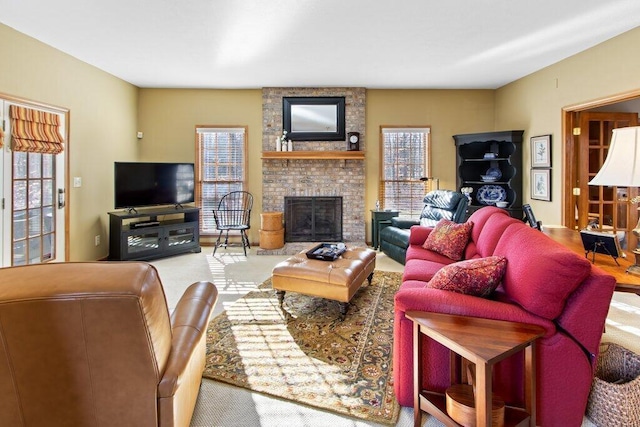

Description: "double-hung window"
379 127 431 217
196 126 247 235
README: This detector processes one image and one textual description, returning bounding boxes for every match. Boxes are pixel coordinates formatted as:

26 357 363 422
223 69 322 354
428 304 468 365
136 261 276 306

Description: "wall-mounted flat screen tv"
114 162 195 209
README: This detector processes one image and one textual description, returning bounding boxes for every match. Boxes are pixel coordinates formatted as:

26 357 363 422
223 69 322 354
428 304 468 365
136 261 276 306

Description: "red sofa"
393 206 616 426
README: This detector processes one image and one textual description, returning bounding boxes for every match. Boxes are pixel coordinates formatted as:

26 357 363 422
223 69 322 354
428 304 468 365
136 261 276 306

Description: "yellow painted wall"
137 89 263 243
0 23 139 261
137 89 495 245
495 27 640 225
364 90 495 237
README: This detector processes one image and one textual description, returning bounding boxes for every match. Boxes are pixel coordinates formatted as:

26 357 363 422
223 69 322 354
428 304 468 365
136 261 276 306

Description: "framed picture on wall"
531 134 552 168
531 169 551 201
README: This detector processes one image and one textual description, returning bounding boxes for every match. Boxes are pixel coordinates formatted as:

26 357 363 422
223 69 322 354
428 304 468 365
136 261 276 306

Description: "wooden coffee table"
406 311 545 427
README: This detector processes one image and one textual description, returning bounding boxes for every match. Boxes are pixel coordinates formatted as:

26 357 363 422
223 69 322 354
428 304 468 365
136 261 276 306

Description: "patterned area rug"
202 270 401 425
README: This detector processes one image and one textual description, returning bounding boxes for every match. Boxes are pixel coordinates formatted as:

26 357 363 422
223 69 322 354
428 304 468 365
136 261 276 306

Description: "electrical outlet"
95 235 100 246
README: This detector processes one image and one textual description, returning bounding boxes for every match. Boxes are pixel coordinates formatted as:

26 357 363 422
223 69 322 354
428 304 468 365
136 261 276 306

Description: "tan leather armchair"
0 261 218 427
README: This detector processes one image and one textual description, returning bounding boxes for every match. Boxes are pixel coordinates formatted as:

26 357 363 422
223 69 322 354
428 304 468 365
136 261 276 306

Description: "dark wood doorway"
564 99 639 250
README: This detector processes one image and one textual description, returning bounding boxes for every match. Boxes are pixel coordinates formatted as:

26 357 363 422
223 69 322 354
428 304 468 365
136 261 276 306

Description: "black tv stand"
108 206 201 261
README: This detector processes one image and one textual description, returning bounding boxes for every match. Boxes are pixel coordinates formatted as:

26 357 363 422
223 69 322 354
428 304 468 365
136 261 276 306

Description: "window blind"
197 127 247 234
380 127 431 216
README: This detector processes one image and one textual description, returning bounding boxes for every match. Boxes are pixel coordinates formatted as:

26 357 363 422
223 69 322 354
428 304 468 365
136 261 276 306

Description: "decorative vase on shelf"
288 140 293 151
277 130 288 152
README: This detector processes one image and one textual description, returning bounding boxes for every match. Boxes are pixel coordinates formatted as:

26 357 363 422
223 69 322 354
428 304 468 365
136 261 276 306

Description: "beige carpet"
201 271 402 425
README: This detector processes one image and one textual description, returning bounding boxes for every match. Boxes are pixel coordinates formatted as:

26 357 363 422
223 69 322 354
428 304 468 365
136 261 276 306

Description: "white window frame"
195 126 248 235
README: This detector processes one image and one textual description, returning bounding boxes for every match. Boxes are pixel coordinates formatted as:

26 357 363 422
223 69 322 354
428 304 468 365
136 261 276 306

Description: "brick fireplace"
261 87 366 245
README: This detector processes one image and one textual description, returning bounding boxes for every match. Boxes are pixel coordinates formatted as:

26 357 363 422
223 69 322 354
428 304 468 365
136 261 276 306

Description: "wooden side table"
370 210 399 250
406 311 545 427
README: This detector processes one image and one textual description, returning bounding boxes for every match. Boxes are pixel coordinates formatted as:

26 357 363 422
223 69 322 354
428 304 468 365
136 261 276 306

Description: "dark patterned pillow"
426 256 507 297
422 219 473 261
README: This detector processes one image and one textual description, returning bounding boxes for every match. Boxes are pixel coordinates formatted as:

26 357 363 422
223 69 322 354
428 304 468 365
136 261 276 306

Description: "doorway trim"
562 88 640 227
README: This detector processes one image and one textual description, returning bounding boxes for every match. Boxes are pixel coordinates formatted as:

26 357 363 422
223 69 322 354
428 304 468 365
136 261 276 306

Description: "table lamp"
588 126 640 275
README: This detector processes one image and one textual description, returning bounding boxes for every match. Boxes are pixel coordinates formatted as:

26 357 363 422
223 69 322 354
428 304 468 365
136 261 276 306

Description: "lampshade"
589 126 640 186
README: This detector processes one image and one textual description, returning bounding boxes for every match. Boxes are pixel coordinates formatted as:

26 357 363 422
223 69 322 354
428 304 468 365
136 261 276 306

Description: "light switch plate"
73 177 82 187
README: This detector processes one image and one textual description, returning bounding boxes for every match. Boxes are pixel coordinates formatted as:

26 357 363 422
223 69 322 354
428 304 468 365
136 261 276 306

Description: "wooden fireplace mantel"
261 151 365 160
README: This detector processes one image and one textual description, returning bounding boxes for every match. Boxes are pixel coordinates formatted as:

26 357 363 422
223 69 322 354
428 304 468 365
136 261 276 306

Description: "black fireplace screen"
284 196 343 242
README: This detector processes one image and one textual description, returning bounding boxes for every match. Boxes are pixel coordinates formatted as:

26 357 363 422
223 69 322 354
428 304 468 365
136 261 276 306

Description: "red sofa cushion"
464 207 521 259
402 257 453 283
493 223 592 320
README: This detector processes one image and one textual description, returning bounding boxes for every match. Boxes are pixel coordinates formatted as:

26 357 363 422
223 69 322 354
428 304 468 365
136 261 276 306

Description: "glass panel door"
1 100 66 267
166 224 196 248
12 152 56 264
125 229 161 257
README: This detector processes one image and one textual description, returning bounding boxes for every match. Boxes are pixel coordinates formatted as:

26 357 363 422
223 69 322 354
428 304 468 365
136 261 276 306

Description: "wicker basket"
259 229 284 249
260 212 283 231
586 342 640 427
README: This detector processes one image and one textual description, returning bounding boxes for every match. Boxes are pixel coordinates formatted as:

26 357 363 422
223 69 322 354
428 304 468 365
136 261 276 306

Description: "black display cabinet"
453 130 524 220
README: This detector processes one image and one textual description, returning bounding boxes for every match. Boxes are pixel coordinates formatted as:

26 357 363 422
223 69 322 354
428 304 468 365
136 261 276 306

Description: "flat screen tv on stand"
114 162 195 212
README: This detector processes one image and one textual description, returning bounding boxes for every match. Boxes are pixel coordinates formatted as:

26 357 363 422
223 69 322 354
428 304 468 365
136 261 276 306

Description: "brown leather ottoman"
271 247 376 320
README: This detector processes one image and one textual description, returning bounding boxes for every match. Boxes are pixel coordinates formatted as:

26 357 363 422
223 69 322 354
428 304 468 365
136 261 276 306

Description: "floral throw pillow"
422 219 473 261
427 256 508 298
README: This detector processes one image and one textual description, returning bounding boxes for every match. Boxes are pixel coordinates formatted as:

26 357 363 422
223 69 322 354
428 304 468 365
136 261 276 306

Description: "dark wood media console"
108 206 201 261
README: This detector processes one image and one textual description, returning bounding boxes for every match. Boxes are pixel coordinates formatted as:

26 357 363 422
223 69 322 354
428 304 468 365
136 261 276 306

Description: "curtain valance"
9 105 64 154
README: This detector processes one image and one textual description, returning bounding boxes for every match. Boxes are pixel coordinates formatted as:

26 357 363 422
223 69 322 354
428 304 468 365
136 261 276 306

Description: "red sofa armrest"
408 225 433 246
393 285 555 408
395 286 555 335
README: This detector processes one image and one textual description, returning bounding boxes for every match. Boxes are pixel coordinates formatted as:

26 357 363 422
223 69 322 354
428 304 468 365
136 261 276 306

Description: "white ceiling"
2 0 640 89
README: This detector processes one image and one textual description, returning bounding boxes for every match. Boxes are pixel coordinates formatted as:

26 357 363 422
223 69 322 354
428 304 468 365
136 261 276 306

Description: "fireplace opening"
284 196 343 242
